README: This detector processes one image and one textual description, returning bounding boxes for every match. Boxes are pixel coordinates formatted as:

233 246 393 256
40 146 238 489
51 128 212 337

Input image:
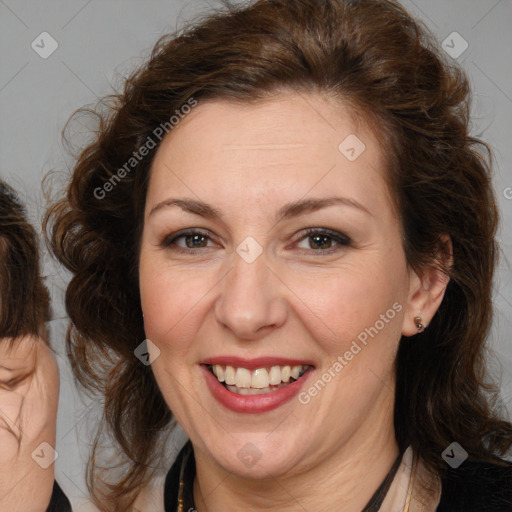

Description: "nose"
214 253 288 340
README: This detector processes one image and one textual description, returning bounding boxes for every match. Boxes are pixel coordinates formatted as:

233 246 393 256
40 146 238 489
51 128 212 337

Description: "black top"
46 481 72 512
164 442 512 512
437 457 512 511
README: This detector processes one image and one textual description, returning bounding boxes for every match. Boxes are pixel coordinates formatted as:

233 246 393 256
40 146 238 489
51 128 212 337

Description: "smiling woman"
44 0 512 511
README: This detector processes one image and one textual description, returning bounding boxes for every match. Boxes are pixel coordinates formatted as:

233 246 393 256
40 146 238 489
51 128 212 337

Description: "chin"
202 432 307 479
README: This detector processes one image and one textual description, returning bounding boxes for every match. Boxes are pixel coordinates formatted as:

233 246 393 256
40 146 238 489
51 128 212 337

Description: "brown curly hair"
0 180 50 341
45 0 512 509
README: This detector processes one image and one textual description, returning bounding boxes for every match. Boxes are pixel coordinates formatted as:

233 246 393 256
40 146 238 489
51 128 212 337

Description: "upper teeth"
211 365 308 389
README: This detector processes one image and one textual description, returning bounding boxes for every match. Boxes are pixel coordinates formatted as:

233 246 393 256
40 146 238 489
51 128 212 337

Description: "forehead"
146 92 392 217
155 92 372 156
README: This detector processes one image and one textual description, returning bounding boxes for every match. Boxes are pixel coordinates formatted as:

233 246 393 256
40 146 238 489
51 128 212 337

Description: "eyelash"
296 228 351 254
161 228 352 255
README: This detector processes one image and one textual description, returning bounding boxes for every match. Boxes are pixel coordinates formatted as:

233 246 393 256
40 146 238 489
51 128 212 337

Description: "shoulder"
437 457 512 511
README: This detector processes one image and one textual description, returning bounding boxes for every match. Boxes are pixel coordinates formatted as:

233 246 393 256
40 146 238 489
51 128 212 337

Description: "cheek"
139 254 213 351
290 263 404 354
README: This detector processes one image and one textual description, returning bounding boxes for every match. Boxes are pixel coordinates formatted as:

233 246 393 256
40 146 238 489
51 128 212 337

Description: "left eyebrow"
275 196 372 222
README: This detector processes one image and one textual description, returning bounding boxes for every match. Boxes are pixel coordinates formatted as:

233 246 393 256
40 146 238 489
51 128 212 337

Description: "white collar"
380 446 442 512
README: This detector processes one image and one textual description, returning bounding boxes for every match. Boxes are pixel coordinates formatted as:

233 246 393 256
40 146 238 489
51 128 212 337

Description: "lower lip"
202 365 313 414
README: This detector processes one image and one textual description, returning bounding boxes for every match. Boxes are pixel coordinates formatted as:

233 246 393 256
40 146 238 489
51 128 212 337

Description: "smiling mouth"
207 364 312 395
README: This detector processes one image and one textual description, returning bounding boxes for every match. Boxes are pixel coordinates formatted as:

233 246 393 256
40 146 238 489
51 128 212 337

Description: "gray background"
1 0 511 509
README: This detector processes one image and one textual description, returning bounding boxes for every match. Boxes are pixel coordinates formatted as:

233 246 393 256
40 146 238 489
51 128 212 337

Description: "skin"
0 335 59 512
139 92 449 512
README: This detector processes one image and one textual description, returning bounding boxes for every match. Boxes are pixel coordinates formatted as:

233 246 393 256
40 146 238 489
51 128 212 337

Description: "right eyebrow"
148 198 223 220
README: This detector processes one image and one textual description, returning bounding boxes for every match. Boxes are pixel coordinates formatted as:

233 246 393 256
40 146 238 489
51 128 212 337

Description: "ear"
401 236 452 337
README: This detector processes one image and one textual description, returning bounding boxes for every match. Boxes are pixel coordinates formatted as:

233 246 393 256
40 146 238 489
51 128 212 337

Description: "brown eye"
184 234 208 248
309 234 333 250
161 229 215 251
295 228 351 253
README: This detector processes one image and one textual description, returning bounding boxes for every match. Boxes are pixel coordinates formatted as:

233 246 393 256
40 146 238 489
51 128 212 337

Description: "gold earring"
414 316 425 331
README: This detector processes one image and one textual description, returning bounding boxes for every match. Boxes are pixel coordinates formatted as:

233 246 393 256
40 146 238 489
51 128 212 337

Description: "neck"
192 388 399 512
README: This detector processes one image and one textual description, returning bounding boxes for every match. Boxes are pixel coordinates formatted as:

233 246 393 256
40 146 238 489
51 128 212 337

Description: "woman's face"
139 92 423 478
